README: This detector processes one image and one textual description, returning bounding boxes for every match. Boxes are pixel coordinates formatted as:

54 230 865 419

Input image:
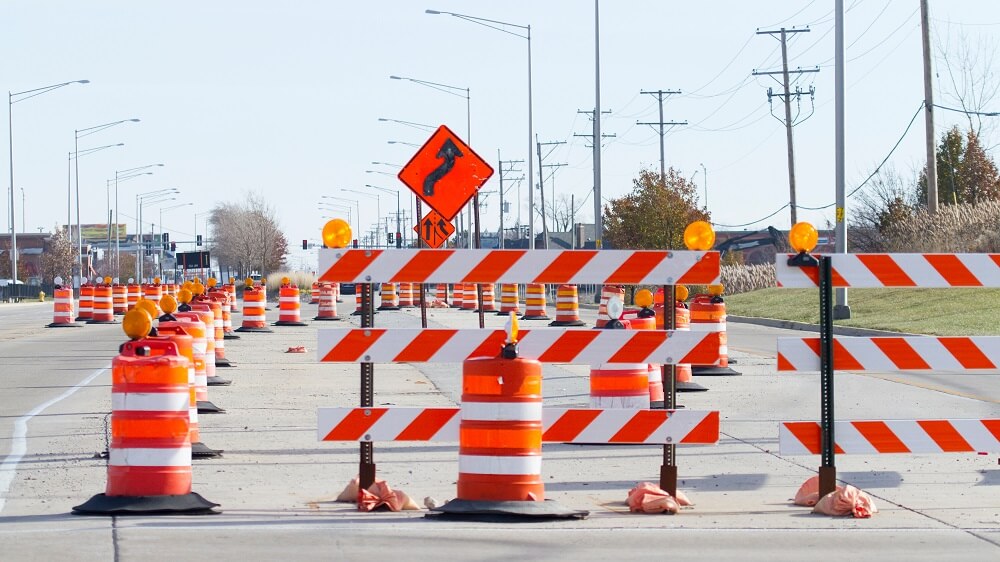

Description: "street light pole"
342 189 381 247
115 163 163 276
366 185 401 248
136 188 177 280
426 9 533 249
75 118 140 282
160 202 192 278
8 79 89 282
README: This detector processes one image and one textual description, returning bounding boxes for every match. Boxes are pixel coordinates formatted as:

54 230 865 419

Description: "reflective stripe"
689 323 725 332
458 454 541 475
243 315 266 322
112 392 189 411
461 401 542 422
110 447 191 467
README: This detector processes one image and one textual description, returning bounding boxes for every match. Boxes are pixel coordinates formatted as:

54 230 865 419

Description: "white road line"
0 366 108 514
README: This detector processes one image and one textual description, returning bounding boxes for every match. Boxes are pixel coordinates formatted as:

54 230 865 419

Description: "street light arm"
73 143 124 159
118 163 164 175
426 9 529 37
378 117 435 131
114 171 154 183
76 118 141 139
390 75 468 99
10 80 89 103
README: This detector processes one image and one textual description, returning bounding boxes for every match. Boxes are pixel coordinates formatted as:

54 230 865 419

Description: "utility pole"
833 0 850 320
638 89 685 182
593 0 602 249
536 136 565 249
543 161 567 237
754 27 819 227
576 109 615 236
497 153 524 249
920 0 938 212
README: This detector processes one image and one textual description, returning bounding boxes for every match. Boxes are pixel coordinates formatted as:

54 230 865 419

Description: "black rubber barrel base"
72 492 219 515
429 498 588 521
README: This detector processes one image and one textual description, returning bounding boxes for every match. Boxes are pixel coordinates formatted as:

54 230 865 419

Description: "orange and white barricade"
496 284 519 316
72 338 218 514
76 283 94 322
47 284 79 327
520 284 549 320
378 283 399 310
549 284 585 326
314 283 341 321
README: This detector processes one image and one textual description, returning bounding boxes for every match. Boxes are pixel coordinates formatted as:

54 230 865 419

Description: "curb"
727 315 916 337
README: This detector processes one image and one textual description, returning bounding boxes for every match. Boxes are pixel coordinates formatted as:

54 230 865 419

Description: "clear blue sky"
3 1 997 269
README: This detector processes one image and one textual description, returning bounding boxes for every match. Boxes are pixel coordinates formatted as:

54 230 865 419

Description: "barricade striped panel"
776 336 1000 372
779 419 1000 455
776 253 1000 288
319 248 720 285
318 407 719 444
318 328 721 365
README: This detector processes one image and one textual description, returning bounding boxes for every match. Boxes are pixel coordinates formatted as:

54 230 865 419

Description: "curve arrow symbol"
422 138 464 197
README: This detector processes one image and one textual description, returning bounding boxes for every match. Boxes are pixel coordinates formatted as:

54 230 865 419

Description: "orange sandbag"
793 476 877 518
627 482 692 514
336 476 420 511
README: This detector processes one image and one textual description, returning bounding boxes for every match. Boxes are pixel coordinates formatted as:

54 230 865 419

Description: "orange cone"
72 331 218 515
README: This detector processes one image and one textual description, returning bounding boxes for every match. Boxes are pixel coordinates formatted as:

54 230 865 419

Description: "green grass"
724 287 1000 336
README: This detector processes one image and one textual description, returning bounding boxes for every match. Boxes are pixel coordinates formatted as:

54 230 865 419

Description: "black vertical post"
415 200 428 330
818 255 837 497
473 193 485 329
660 284 678 497
359 282 376 489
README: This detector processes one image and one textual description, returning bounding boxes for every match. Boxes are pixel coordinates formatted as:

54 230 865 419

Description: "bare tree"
936 27 1000 146
210 192 288 278
848 167 917 252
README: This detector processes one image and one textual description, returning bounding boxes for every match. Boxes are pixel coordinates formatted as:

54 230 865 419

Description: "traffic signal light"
162 233 169 247
196 234 203 246
395 232 402 248
171 242 177 252
387 232 393 245
302 239 308 250
352 239 359 249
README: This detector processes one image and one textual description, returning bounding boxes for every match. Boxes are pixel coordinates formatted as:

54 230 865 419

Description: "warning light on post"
683 221 715 251
322 219 352 249
789 222 819 253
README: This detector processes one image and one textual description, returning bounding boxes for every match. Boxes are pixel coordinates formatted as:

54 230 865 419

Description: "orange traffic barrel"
397 282 415 308
460 283 477 311
595 285 624 328
588 320 651 409
76 283 94 321
72 338 218 514
549 284 585 326
653 291 708 393
520 284 550 320
314 283 341 321
496 283 520 316
435 283 450 306
112 283 128 315
432 354 586 519
197 299 233 370
477 284 498 313
88 283 117 324
155 324 221 458
378 283 400 310
47 285 80 328
143 284 164 315
451 283 464 309
310 281 320 304
235 286 272 333
174 311 224 413
126 282 142 311
274 284 307 326
690 293 741 376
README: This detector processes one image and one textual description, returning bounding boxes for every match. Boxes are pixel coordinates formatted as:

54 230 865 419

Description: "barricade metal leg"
359 283 376 490
818 256 837 498
659 284 678 498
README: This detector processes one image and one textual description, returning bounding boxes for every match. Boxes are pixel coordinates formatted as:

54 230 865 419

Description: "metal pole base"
833 304 852 320
659 464 678 499
818 466 837 499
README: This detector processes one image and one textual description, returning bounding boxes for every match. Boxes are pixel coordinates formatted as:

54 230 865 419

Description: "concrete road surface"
1 298 997 561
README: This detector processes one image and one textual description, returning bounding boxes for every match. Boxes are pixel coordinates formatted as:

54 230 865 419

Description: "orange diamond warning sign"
397 125 494 221
413 209 455 249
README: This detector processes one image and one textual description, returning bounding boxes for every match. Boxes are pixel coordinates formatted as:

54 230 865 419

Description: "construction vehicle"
714 226 789 261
